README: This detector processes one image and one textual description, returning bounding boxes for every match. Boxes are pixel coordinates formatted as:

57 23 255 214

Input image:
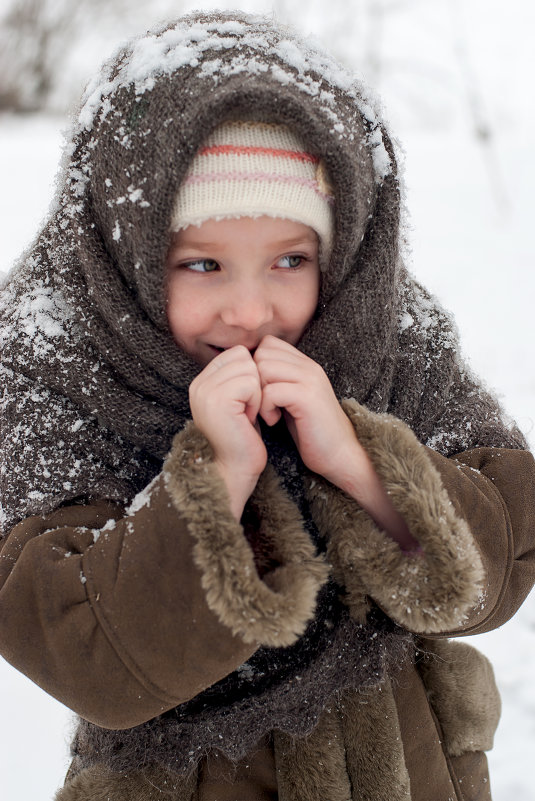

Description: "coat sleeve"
308 399 535 637
0 423 327 730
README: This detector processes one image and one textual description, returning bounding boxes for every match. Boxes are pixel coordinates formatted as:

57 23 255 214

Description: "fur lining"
163 423 329 648
274 709 352 801
308 399 485 633
339 682 411 801
418 638 501 757
55 763 196 800
274 682 412 801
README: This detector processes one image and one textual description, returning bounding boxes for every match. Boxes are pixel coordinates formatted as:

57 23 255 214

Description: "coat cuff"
307 399 484 633
163 422 329 648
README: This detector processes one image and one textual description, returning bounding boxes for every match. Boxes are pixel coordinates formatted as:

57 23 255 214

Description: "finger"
256 334 301 354
244 377 262 425
259 402 282 427
254 338 320 377
190 367 262 424
254 336 303 363
255 357 315 387
212 374 263 418
259 382 305 425
192 349 259 394
204 344 256 375
257 360 328 403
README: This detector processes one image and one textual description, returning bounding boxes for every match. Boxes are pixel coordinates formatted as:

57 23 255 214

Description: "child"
1 11 534 801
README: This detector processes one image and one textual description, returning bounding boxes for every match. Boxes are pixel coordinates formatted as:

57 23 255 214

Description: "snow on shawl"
0 10 525 536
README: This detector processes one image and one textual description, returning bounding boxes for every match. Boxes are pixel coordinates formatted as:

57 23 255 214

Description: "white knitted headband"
170 121 335 263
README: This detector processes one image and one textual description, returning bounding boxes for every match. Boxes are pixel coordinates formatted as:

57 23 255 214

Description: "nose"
220 279 273 331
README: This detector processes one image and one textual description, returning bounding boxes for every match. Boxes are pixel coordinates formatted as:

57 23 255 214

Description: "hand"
254 335 359 484
189 346 267 519
254 336 416 548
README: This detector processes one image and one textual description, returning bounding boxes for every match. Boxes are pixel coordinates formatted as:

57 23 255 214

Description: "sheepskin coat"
2 409 534 800
1 10 535 801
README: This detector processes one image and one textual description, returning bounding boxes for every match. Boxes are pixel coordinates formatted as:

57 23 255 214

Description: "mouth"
208 344 258 356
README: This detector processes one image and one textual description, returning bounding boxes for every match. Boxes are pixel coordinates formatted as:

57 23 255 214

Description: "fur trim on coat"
310 399 485 632
163 422 329 648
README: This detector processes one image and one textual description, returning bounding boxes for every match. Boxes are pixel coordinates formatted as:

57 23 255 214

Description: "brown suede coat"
1 401 534 801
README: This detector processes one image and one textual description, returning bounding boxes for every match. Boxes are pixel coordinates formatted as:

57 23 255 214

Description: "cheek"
281 274 320 339
295 271 320 326
166 277 197 344
167 276 217 356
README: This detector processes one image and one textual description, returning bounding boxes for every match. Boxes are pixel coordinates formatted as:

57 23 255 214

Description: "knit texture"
170 120 334 261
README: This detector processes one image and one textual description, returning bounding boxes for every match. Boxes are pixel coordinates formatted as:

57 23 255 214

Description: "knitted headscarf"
0 9 526 777
0 11 524 535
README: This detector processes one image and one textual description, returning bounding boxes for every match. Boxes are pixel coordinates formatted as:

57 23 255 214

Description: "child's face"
166 216 320 366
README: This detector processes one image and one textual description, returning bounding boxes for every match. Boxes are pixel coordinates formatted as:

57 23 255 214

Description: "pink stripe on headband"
185 171 334 202
199 144 319 164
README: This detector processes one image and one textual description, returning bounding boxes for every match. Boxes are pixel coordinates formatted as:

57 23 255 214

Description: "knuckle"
234 344 252 359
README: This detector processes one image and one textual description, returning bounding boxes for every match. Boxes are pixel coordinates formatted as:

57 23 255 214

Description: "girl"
1 11 534 801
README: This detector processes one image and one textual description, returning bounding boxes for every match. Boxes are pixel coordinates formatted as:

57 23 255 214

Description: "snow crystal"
112 220 121 241
68 167 89 198
367 127 391 181
399 280 456 353
0 281 71 347
68 460 82 478
126 474 159 515
274 38 308 74
426 430 450 451
128 187 143 203
268 63 294 87
199 58 223 77
79 74 116 131
238 663 257 680
92 517 117 544
399 311 414 332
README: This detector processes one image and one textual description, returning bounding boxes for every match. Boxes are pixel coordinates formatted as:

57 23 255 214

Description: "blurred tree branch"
0 0 154 111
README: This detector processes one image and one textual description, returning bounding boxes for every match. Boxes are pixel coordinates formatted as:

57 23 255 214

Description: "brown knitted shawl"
0 9 525 776
0 11 524 534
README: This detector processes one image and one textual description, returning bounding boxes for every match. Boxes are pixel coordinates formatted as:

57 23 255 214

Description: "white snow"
0 281 71 347
125 474 160 516
0 2 534 799
75 14 390 182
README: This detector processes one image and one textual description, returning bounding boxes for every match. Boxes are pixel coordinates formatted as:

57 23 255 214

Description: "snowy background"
0 0 534 798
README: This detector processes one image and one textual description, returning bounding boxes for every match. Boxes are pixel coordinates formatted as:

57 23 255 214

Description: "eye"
275 255 306 269
183 259 220 273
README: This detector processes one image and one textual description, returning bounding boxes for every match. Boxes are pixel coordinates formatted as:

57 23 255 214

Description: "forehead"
169 216 319 252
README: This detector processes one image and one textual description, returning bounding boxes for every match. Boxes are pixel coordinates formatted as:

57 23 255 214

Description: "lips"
208 344 258 355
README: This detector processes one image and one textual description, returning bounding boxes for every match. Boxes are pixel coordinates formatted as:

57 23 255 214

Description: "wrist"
323 437 370 499
323 437 419 551
214 459 261 522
